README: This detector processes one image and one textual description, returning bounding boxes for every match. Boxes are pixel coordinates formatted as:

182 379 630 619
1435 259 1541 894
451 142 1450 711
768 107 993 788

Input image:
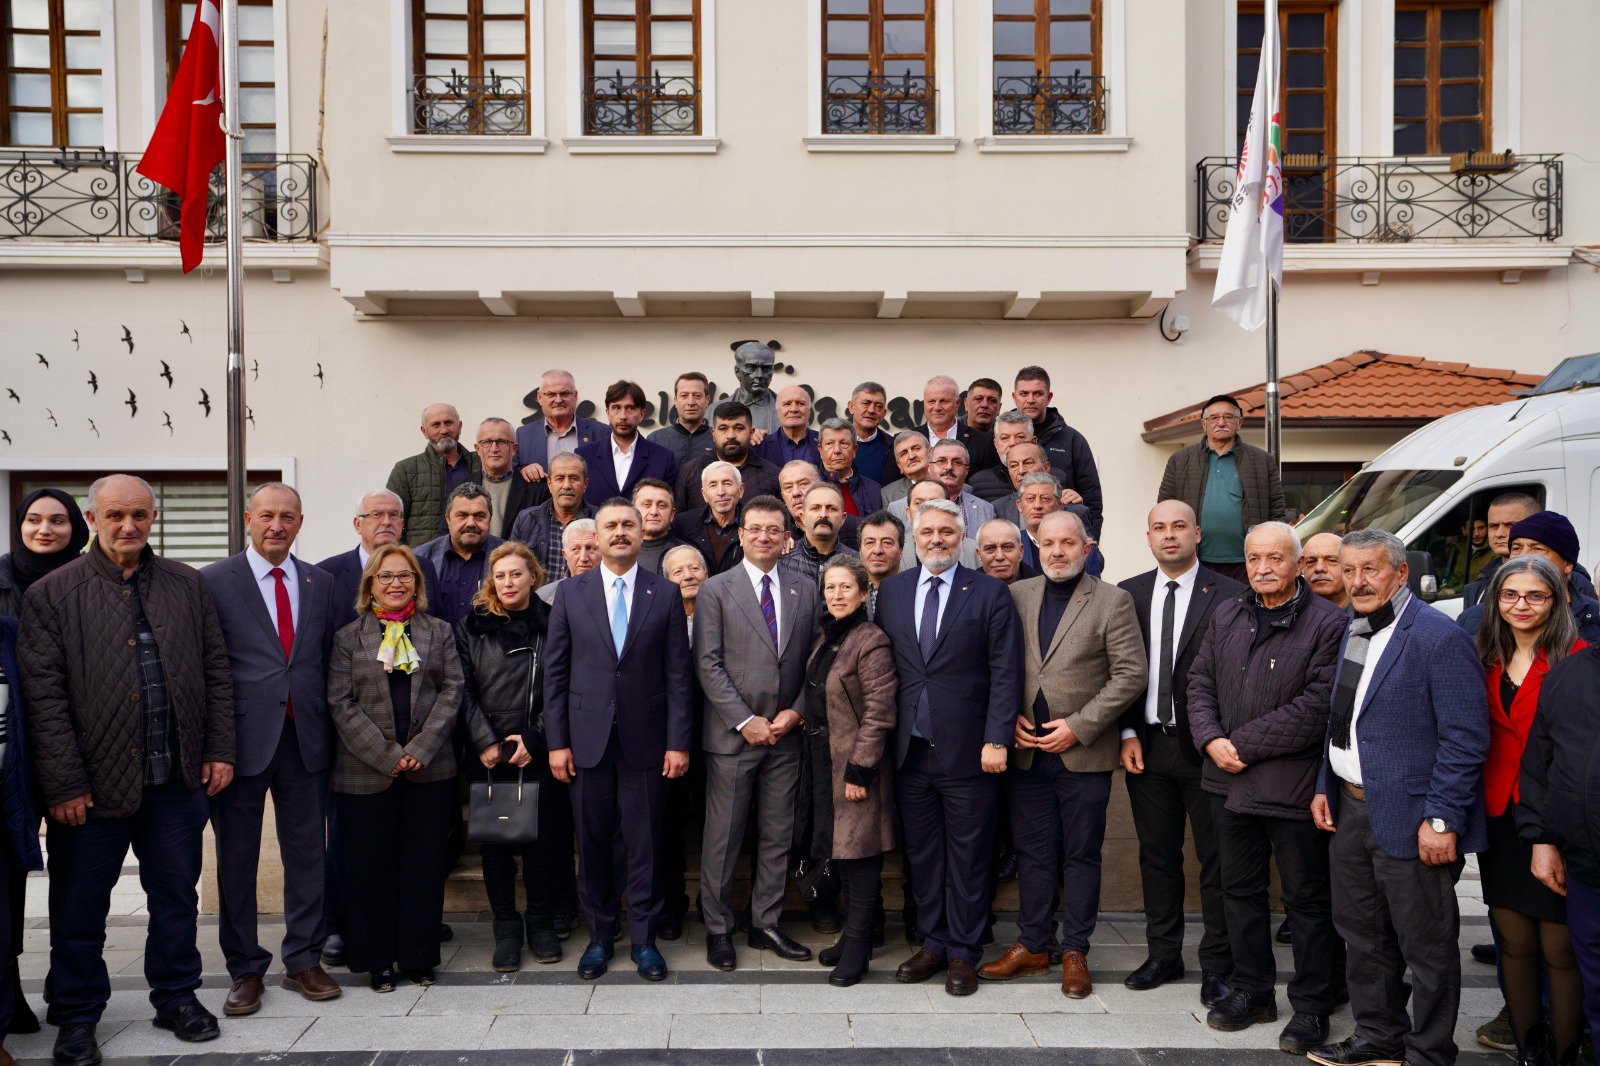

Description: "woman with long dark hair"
1476 555 1585 1065
0 489 89 619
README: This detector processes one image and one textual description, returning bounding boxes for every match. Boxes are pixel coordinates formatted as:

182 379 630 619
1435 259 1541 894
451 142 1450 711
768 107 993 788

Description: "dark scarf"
1329 587 1410 749
795 605 870 860
10 488 90 597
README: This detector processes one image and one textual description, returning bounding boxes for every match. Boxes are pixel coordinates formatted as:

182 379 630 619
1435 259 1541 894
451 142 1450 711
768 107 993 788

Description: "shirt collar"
1162 560 1201 591
600 562 639 590
245 545 294 582
612 435 635 458
742 557 778 588
357 544 372 567
921 565 955 589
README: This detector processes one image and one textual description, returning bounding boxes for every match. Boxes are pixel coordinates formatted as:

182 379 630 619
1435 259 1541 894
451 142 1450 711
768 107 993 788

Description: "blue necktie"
913 575 942 739
611 577 628 657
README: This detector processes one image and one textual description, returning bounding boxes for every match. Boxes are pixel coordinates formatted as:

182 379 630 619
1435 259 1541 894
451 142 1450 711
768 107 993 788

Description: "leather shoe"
1305 1037 1407 1066
369 968 396 993
401 968 435 987
1280 1011 1331 1055
1124 956 1184 991
320 933 347 968
282 965 342 1001
223 973 263 1016
577 942 613 980
706 933 738 971
945 958 978 996
152 999 220 1042
995 850 1018 883
895 949 948 984
1060 950 1092 998
1276 917 1293 944
978 941 1049 981
657 912 684 941
1471 942 1497 965
748 925 812 961
631 943 668 981
52 1023 100 1066
1206 989 1279 1031
1200 970 1232 1008
553 912 574 941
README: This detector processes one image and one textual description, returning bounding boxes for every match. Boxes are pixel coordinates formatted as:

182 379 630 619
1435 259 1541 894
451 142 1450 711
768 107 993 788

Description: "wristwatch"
987 742 1006 750
1428 818 1455 834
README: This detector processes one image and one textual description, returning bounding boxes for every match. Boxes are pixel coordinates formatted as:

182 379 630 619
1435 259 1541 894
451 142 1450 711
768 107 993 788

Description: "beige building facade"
2 0 1597 573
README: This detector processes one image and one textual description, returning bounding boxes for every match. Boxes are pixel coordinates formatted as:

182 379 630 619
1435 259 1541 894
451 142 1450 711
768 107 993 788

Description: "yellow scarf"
373 604 419 674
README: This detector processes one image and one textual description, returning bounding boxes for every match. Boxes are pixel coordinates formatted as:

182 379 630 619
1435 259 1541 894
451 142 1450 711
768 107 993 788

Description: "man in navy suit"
1309 529 1489 1066
315 490 439 633
876 497 1023 997
545 498 693 982
516 369 606 483
202 484 342 1016
576 381 679 509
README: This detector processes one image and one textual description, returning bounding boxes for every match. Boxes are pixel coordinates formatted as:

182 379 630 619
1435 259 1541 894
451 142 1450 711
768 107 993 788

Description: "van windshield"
1296 469 1463 538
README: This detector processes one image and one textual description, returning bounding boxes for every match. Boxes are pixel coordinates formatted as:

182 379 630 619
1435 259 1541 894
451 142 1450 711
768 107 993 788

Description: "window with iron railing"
822 0 935 134
991 0 1104 134
411 0 531 134
583 0 700 135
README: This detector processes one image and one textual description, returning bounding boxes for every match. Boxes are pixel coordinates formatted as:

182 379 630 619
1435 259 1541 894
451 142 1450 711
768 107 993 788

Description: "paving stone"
479 1012 673 1049
761 983 931 1014
409 983 593 1015
1024 1011 1224 1049
669 1011 853 1048
588 983 761 1014
190 983 427 1018
850 1011 1036 1047
292 1013 494 1052
101 1014 313 1056
927 983 1105 1014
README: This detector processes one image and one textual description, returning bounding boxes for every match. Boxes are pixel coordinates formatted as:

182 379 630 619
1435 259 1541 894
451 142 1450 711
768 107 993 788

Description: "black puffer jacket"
1187 578 1347 819
455 600 549 758
1519 645 1600 888
17 544 235 817
1032 407 1105 537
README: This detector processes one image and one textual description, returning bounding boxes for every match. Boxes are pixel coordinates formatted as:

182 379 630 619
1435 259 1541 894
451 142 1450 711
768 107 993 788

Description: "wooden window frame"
992 0 1100 82
991 0 1102 135
410 0 532 134
821 0 936 133
411 0 531 86
166 0 276 156
1237 0 1337 160
582 0 701 135
2 0 104 148
1393 0 1491 156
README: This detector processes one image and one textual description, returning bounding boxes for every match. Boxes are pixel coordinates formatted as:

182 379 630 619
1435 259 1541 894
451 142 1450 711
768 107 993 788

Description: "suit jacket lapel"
1359 599 1414 711
233 556 285 656
407 618 433 726
734 568 781 659
1042 579 1092 664
618 571 656 662
928 567 975 659
778 570 806 657
585 571 620 664
1175 574 1217 659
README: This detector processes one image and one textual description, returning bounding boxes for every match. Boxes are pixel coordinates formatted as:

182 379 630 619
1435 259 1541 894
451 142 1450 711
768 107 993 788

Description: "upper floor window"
412 0 530 134
169 0 277 155
1237 1 1336 159
992 0 1104 135
1394 0 1489 155
583 0 700 135
822 0 934 134
3 0 104 147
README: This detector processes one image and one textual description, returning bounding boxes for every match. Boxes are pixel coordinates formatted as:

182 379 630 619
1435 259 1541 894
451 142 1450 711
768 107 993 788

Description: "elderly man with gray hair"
537 519 600 604
818 417 883 517
912 375 999 473
1308 529 1489 1066
1187 521 1349 1054
670 460 747 575
387 403 482 547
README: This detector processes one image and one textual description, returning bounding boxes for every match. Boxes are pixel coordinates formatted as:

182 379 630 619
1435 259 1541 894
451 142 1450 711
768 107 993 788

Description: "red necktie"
839 480 858 516
270 567 295 718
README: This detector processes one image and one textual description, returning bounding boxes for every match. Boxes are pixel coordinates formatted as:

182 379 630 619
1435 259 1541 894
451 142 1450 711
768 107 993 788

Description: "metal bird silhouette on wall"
1 431 10 446
125 389 138 417
87 419 99 437
36 353 48 368
180 320 192 342
198 388 212 416
71 330 79 350
86 371 98 393
246 407 256 429
252 360 259 381
314 363 324 387
5 389 17 403
163 412 174 435
45 409 57 426
120 326 135 353
159 361 173 388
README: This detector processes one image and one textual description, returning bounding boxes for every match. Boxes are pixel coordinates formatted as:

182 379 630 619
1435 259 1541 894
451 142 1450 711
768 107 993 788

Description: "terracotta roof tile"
1142 351 1544 437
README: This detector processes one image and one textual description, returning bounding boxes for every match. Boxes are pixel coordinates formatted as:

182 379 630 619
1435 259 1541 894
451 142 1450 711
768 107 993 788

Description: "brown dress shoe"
282 965 343 1001
224 973 263 1016
1060 950 1093 998
978 941 1050 981
945 959 979 996
894 949 949 984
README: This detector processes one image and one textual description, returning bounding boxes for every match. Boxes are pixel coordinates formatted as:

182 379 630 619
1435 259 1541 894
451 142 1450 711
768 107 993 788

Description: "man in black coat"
912 374 999 474
1117 501 1242 1008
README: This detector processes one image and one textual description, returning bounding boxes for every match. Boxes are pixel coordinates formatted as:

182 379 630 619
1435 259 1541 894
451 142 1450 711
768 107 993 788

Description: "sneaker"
1476 1005 1515 1053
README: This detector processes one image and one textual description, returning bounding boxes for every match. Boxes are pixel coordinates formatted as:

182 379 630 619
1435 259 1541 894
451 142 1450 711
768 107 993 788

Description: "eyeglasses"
375 572 417 586
539 390 576 400
1499 589 1553 606
743 525 786 539
477 439 515 449
1202 414 1241 424
358 510 404 521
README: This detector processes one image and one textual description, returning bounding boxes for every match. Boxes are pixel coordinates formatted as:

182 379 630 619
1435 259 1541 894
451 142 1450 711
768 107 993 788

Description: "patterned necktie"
1157 580 1178 727
270 567 295 718
759 574 779 651
611 577 628 657
913 575 943 739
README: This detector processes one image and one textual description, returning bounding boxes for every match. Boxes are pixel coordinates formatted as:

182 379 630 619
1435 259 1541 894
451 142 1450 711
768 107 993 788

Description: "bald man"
754 385 822 469
386 402 483 547
1300 533 1349 610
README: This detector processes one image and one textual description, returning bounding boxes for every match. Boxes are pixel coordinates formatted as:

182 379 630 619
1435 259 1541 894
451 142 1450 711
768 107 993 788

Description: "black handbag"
793 856 838 903
467 769 540 844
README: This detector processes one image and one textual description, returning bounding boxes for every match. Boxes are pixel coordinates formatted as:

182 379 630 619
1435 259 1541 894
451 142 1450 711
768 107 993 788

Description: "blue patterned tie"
913 575 942 739
611 577 628 657
759 574 779 651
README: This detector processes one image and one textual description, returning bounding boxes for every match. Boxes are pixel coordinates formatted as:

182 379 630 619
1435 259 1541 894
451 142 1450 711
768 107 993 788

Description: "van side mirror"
1406 550 1436 602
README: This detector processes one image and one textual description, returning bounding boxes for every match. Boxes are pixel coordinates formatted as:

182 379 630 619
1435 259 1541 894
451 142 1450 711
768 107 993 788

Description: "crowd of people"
0 365 1597 1066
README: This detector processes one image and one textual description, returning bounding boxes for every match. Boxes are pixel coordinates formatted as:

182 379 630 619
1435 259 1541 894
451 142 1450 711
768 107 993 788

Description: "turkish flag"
136 0 225 274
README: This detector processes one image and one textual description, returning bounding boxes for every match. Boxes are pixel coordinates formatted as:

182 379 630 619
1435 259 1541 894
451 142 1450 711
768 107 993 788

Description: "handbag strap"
484 766 527 804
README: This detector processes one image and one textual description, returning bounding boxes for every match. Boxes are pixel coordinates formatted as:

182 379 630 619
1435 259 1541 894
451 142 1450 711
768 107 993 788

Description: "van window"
1404 482 1546 599
1298 468 1462 539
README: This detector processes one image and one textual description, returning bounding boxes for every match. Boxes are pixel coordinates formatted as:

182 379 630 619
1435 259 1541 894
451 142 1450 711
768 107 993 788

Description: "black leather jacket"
454 601 549 758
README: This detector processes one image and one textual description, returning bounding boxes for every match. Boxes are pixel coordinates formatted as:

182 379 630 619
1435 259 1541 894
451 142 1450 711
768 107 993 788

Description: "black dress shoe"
1200 971 1232 1009
995 851 1019 883
369 968 396 993
1305 1036 1407 1066
553 912 574 942
52 1022 101 1066
1124 956 1185 991
658 912 685 941
152 999 220 1042
1280 1011 1331 1055
321 933 347 968
401 968 435 986
1205 989 1278 1031
1471 942 1497 965
706 933 738 971
439 923 453 943
748 925 812 961
1276 918 1293 944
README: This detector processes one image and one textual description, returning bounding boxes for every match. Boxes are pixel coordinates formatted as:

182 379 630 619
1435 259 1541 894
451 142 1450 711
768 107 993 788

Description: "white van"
1294 354 1600 618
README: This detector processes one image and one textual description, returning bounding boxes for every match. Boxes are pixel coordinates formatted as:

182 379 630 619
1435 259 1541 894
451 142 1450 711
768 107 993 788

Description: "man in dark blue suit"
545 497 693 983
515 369 606 483
201 484 342 1016
1309 529 1489 1066
576 381 679 509
875 497 1023 997
316 490 438 633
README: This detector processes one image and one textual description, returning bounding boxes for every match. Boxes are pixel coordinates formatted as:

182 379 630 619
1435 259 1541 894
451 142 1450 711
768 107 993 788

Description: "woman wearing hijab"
0 489 90 620
326 543 463 993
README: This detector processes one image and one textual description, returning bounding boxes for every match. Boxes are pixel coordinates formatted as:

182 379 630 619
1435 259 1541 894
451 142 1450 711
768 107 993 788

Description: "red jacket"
1484 640 1587 815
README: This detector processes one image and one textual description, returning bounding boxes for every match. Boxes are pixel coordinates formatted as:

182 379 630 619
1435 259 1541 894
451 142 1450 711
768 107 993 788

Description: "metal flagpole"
220 0 247 553
1264 278 1281 465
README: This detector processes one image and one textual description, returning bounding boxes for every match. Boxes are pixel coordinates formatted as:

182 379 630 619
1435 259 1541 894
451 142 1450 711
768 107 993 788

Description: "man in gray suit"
201 483 342 1017
695 494 822 971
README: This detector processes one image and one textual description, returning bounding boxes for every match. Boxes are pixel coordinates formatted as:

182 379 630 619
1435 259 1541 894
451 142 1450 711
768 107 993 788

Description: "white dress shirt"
1141 562 1199 726
245 545 299 633
1328 619 1398 788
926 422 959 445
601 561 639 636
737 559 785 731
913 564 955 636
611 436 636 490
357 544 372 568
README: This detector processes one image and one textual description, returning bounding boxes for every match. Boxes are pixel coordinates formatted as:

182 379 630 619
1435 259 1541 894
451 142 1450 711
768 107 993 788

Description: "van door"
1404 481 1548 603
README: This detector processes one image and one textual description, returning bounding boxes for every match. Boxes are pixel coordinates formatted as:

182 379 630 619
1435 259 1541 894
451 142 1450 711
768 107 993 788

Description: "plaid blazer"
326 611 463 795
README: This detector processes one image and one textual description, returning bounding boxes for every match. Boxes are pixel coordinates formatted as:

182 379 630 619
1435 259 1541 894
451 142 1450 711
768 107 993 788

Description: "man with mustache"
1301 533 1350 611
509 454 595 583
1188 522 1348 1054
416 484 503 627
515 369 605 483
778 484 858 584
387 403 482 547
753 385 822 469
975 519 1036 586
881 431 930 506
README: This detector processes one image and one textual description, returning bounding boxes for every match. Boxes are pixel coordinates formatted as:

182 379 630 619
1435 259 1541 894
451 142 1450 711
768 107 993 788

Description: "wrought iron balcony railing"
584 72 699 135
824 73 936 135
1195 154 1562 244
412 72 529 135
0 149 317 244
993 72 1107 135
